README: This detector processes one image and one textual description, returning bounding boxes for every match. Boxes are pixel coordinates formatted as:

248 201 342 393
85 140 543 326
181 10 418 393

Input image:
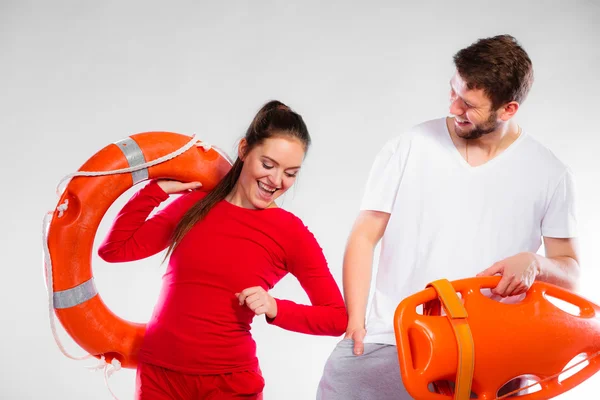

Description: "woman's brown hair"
164 100 310 260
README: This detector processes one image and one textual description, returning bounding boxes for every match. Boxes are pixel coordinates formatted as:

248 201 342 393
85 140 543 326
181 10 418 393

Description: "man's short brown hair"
453 34 534 110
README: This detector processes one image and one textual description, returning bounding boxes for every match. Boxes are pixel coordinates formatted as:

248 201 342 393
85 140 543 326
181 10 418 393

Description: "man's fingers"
492 274 514 297
504 279 522 297
478 262 503 277
353 329 366 356
353 339 364 356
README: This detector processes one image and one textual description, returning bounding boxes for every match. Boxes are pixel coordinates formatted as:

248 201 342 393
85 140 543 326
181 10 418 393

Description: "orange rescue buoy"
44 132 232 369
394 276 600 400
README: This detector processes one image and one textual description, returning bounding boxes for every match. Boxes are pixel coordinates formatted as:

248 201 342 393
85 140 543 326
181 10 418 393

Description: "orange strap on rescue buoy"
425 279 475 399
394 276 600 400
42 132 232 373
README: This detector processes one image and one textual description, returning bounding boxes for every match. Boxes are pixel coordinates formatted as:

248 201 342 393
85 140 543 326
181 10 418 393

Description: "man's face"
449 72 500 140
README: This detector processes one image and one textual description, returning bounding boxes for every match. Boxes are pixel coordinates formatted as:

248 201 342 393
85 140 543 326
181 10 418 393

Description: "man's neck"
468 121 519 154
447 118 521 166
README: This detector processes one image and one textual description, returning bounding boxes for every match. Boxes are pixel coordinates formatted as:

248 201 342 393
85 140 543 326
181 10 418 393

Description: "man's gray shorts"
316 339 525 399
316 339 412 400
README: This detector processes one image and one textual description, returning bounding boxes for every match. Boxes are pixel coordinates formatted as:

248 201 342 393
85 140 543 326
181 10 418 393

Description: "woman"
98 100 348 399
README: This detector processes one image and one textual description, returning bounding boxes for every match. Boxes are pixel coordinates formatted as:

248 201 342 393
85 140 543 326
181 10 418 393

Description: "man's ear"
499 101 520 121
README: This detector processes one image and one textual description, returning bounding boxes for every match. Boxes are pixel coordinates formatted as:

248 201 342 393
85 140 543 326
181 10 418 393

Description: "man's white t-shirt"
361 117 577 345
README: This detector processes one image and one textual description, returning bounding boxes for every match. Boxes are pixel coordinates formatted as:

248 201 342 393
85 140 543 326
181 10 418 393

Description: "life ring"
394 276 600 400
44 132 232 369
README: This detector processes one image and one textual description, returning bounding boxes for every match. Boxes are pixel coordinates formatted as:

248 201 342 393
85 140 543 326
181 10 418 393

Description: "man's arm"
535 237 580 290
343 210 390 355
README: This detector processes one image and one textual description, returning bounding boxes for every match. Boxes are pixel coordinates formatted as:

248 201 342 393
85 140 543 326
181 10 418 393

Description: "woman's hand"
156 179 202 195
236 286 278 319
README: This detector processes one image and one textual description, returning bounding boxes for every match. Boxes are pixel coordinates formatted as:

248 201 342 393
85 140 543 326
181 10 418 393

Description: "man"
317 34 580 399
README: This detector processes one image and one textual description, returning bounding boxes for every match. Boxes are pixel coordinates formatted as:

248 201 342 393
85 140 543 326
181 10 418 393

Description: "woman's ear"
238 138 248 161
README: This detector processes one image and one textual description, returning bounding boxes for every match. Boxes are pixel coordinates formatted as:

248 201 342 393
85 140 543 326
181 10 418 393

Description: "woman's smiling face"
232 135 305 209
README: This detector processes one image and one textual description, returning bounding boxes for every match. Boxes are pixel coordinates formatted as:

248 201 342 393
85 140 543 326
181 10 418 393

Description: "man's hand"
477 252 540 297
344 326 367 356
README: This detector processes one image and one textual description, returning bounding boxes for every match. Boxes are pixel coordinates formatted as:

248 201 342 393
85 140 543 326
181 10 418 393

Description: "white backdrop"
1 0 599 399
